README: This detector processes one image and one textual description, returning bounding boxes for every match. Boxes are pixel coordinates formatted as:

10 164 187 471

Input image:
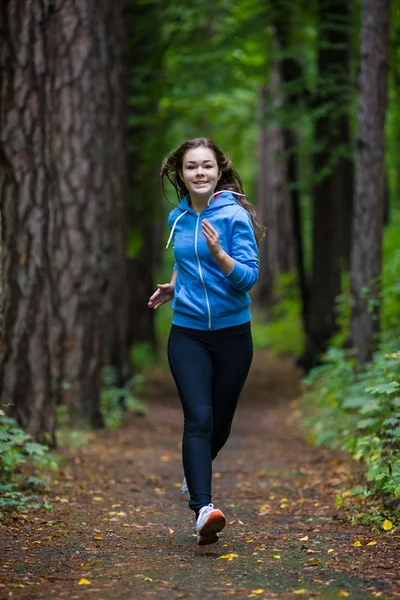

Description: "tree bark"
46 0 129 426
272 8 310 340
255 84 276 306
255 54 296 307
0 0 55 444
350 0 390 363
126 0 164 350
303 0 353 368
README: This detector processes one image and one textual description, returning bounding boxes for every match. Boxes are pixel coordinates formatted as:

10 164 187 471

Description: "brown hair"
160 137 266 245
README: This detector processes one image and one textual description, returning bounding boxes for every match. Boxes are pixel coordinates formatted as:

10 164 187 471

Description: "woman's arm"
148 269 177 309
202 214 259 292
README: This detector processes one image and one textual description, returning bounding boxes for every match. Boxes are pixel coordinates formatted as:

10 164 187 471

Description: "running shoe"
180 477 190 502
196 503 226 546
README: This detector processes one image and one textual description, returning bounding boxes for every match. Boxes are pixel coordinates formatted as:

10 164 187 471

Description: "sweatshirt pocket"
211 278 250 317
172 284 207 317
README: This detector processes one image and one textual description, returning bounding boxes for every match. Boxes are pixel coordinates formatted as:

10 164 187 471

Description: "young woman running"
148 138 265 545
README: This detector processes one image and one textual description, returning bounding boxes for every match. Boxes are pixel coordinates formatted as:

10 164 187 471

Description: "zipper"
194 214 212 330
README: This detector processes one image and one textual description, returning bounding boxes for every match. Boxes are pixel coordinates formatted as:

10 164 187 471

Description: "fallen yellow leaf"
251 591 264 595
111 503 121 508
337 591 349 598
93 536 102 540
383 519 393 531
78 578 91 585
280 503 289 509
219 553 238 561
144 577 153 582
273 555 281 559
367 541 377 546
299 536 309 541
257 559 263 563
353 540 362 547
293 590 306 595
92 496 103 502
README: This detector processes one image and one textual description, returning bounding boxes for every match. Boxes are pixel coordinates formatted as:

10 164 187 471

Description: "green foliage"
100 366 147 430
300 203 400 513
302 347 400 501
252 271 305 355
0 409 57 517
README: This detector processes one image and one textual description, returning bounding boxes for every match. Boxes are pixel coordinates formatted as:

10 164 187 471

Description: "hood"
166 191 246 249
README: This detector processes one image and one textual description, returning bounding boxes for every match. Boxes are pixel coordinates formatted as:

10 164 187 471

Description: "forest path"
1 351 399 600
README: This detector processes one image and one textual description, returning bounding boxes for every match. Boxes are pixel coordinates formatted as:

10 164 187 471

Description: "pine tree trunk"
303 0 353 367
0 0 55 444
126 0 163 350
255 84 276 306
46 0 129 425
255 56 296 307
273 10 309 339
350 0 390 363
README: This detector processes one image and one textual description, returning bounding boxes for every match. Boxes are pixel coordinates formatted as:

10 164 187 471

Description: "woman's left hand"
202 219 222 259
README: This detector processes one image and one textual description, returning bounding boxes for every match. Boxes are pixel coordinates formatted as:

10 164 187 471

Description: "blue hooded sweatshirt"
166 191 259 331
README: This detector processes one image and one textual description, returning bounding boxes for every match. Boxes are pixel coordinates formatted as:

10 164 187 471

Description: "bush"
100 365 147 429
302 348 400 499
0 409 57 516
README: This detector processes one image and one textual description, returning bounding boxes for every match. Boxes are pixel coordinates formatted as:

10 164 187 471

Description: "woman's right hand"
148 283 175 310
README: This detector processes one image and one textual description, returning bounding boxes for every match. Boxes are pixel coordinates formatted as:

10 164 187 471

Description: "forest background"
0 0 399 520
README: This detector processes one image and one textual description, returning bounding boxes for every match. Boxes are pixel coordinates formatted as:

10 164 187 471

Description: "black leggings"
167 322 253 513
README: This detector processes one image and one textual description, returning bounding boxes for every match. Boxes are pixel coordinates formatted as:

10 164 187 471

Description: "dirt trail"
1 351 399 600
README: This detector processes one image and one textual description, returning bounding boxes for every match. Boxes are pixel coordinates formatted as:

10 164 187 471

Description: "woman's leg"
167 325 214 514
210 323 253 460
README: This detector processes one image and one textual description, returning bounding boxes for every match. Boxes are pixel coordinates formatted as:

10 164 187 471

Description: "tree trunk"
350 0 390 363
0 0 55 444
272 8 310 341
255 84 276 306
47 0 129 426
255 54 296 307
126 0 164 350
303 0 353 368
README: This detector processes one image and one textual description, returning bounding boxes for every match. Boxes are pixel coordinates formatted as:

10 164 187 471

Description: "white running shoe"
180 477 190 502
196 503 226 546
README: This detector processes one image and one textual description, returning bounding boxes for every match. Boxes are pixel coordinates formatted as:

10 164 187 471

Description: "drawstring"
166 192 246 249
166 210 188 248
207 190 247 206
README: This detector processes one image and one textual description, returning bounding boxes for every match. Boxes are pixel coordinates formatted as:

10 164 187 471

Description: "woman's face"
180 147 220 200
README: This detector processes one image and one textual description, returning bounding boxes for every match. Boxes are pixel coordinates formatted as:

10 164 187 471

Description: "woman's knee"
183 403 213 437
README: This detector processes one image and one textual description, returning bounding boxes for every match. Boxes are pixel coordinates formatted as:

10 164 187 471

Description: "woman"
148 137 265 545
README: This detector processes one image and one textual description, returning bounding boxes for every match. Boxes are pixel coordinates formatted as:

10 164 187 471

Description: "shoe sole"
197 510 226 546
